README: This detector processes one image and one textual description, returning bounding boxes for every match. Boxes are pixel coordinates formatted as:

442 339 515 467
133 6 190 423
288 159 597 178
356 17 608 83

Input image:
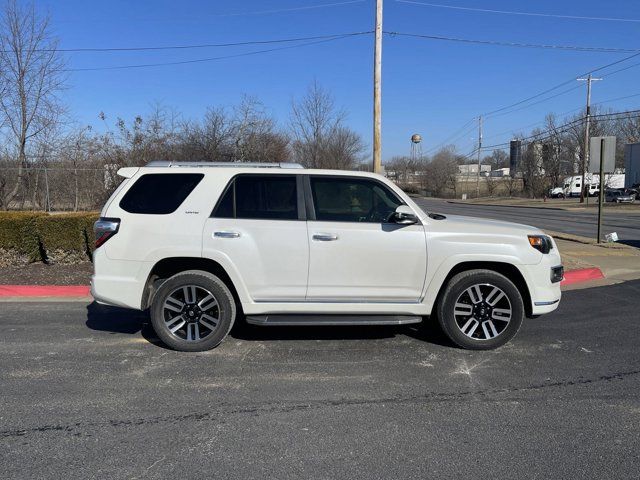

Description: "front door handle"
214 231 240 238
312 233 338 241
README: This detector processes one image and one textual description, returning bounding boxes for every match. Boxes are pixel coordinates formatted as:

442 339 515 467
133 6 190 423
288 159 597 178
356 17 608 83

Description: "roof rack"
145 161 304 169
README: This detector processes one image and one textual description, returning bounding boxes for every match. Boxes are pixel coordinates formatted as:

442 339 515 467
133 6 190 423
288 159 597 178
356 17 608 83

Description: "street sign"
589 136 616 173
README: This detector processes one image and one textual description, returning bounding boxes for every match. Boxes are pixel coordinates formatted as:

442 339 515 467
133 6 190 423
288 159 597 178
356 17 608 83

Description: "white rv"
562 174 625 197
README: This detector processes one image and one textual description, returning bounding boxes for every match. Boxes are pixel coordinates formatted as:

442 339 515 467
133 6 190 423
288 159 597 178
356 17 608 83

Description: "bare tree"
231 96 289 163
484 175 497 197
0 0 65 209
505 174 520 197
290 81 363 169
422 147 458 197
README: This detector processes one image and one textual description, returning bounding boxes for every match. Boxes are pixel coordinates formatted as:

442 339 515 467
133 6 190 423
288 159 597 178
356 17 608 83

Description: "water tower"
410 133 423 162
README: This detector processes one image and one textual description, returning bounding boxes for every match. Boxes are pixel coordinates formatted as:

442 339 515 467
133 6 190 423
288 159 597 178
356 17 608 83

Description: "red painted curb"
0 269 607 297
561 268 605 286
0 285 91 297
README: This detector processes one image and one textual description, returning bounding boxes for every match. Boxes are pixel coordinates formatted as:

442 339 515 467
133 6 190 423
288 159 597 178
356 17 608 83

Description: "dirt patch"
0 262 93 285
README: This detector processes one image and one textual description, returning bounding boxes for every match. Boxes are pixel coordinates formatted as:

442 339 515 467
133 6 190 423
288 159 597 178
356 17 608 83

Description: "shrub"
0 212 45 261
0 212 99 263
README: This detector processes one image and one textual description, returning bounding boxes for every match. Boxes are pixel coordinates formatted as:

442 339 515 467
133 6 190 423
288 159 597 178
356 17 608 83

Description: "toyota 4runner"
92 161 563 351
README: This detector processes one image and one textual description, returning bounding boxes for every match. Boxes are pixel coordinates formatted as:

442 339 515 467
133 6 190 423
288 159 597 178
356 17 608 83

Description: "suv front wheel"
436 269 525 350
150 270 236 352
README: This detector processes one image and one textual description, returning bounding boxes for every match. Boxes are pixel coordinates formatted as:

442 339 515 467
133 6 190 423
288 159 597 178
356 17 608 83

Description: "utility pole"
476 115 482 198
577 74 602 203
372 0 383 173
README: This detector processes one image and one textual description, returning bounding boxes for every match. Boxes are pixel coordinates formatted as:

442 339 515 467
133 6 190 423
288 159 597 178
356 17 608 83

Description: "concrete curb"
561 268 605 286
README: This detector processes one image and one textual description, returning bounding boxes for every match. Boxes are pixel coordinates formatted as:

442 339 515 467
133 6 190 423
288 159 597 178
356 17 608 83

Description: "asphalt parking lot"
415 198 640 247
1 280 639 479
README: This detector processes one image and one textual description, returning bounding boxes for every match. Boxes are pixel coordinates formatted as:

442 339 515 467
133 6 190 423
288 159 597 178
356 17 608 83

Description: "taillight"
94 218 120 249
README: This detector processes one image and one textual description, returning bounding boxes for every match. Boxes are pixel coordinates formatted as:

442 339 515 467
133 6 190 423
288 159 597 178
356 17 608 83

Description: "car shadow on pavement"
85 302 166 348
618 239 640 249
85 303 456 349
229 316 457 348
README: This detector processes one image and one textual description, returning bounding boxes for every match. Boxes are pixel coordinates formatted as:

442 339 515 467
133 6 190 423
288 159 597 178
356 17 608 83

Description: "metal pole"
580 74 591 204
597 138 605 243
577 75 602 203
44 167 50 213
476 115 482 198
372 0 383 173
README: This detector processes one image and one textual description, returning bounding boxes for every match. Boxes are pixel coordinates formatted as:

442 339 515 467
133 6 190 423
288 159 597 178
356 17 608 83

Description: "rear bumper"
91 248 149 310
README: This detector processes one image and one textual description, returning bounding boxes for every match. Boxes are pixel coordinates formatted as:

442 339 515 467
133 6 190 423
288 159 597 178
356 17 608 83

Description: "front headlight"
528 235 553 254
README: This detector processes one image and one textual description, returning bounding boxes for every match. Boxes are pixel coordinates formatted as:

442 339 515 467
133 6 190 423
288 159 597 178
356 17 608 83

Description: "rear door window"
119 173 204 214
212 175 299 220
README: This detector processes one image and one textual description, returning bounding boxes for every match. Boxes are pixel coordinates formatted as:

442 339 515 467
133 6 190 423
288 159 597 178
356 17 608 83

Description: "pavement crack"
2 368 639 440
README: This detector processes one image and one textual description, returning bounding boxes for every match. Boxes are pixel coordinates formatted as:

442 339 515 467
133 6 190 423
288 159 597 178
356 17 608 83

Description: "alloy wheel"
162 285 220 342
453 283 512 340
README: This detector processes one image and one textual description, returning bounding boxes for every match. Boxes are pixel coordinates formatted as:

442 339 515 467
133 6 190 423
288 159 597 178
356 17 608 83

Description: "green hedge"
0 212 99 262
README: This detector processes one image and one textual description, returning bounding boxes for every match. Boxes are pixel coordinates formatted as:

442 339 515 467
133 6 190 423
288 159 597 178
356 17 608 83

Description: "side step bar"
246 314 422 326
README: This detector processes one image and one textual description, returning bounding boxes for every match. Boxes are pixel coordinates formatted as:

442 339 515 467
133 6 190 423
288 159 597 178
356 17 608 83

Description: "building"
458 164 491 176
490 168 510 177
625 143 640 188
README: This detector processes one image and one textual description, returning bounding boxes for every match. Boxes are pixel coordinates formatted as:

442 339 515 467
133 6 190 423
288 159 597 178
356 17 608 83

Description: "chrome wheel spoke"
164 296 184 313
198 294 218 311
492 308 511 322
460 317 479 336
167 318 186 334
186 323 201 341
199 314 218 331
454 302 473 316
482 320 499 339
466 285 483 304
165 315 184 329
485 287 505 307
183 285 197 304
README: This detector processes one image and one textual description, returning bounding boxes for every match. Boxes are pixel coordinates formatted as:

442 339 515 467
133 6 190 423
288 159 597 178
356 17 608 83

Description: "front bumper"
518 251 563 316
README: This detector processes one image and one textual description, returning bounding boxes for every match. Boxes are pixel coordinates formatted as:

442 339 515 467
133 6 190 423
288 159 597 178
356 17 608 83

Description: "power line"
395 1 640 23
423 118 477 154
483 93 640 143
487 85 584 119
50 32 372 53
53 29 639 55
204 0 366 18
384 31 640 53
480 52 640 118
481 110 640 150
65 33 370 72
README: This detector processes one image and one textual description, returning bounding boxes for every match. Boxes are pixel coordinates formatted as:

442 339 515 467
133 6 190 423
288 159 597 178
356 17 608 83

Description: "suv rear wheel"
436 269 524 350
150 270 236 352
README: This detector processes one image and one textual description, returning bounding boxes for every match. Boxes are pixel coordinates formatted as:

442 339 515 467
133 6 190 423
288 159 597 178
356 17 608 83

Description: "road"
414 198 640 247
1 281 640 479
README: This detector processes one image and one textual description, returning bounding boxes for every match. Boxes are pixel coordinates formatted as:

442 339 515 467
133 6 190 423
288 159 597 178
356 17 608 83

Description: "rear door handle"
312 233 338 241
214 231 240 238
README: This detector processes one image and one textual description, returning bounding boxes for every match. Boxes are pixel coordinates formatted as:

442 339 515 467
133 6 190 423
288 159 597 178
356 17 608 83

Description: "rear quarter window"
119 173 204 214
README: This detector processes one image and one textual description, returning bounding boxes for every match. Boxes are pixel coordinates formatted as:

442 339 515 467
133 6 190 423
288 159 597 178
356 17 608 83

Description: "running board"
245 314 422 326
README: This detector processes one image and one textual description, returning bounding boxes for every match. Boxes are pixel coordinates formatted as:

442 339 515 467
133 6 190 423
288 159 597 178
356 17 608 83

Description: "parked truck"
562 174 624 197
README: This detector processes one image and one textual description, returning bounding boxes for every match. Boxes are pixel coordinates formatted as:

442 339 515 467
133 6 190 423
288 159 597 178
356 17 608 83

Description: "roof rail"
145 161 304 169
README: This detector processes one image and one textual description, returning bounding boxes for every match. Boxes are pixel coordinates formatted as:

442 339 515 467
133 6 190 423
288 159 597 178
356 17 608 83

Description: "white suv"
92 161 562 351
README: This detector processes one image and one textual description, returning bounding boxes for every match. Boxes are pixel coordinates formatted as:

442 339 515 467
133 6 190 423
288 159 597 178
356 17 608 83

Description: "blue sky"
41 0 640 161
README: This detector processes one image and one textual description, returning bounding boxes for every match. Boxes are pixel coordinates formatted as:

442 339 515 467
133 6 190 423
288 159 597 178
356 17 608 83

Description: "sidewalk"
549 230 640 290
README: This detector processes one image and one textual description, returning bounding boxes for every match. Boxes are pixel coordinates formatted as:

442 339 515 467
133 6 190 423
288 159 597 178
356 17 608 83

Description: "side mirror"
391 205 418 225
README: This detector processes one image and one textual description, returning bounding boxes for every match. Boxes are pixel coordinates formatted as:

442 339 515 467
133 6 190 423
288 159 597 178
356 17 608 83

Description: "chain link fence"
0 166 120 212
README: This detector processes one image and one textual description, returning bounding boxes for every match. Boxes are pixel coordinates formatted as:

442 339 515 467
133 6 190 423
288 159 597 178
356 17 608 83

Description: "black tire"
150 270 236 352
436 269 525 350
